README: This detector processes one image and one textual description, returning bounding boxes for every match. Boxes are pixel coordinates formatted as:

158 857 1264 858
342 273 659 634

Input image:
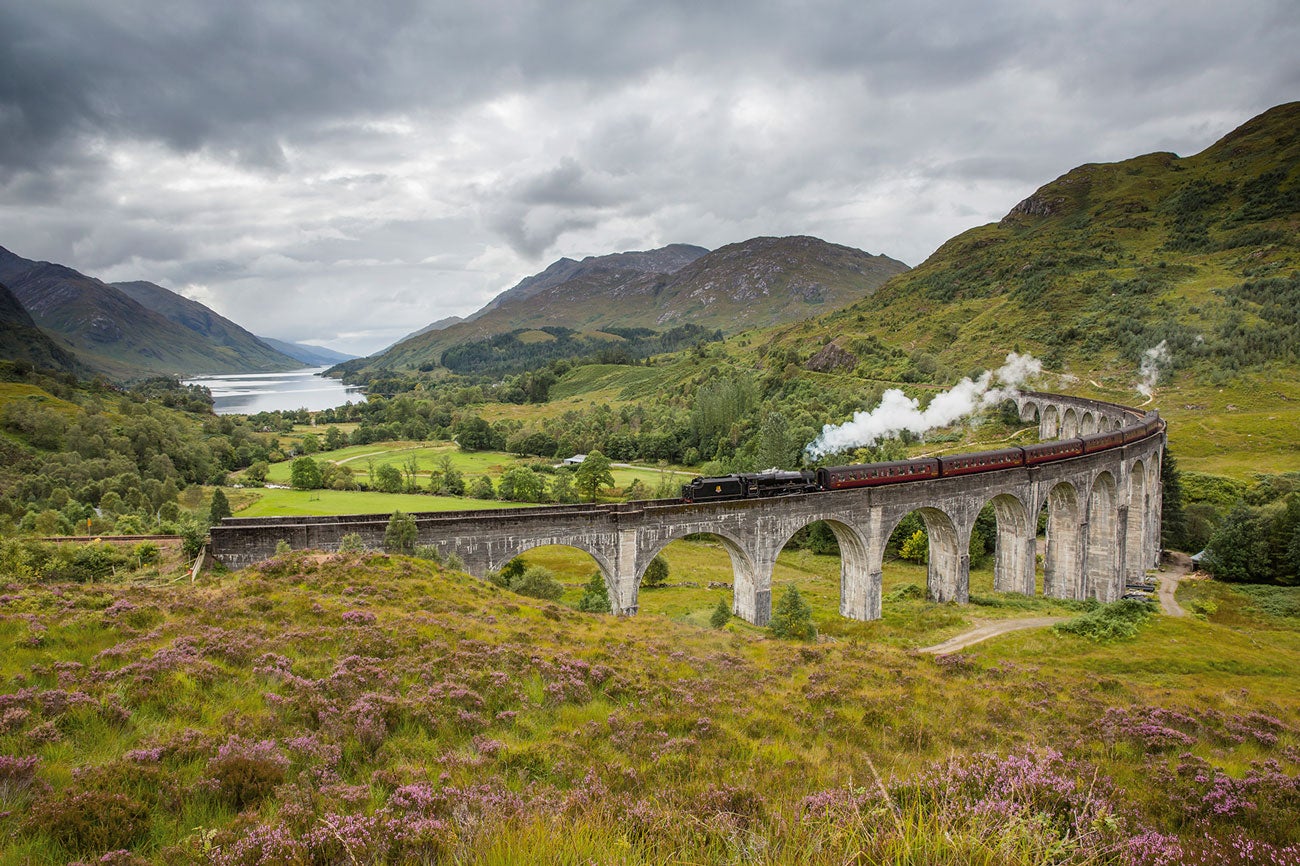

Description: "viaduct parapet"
211 392 1164 626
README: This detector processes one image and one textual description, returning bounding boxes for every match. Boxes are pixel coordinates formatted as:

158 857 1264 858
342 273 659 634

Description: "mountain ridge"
0 245 302 379
340 236 907 377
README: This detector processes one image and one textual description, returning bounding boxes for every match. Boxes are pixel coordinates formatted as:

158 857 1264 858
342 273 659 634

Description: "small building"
563 454 587 466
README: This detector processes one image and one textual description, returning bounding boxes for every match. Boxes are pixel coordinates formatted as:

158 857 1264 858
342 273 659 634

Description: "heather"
0 554 1297 864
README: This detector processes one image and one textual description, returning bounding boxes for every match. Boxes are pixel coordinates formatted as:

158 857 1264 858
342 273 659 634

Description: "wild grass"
0 553 1296 864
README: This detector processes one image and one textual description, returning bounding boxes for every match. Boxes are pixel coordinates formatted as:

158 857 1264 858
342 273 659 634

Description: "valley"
1 99 1298 865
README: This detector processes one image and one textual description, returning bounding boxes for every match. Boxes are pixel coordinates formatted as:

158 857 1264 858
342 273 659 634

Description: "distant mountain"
257 336 356 366
341 238 906 376
475 243 710 318
113 280 303 371
0 281 83 374
0 245 302 379
386 315 465 352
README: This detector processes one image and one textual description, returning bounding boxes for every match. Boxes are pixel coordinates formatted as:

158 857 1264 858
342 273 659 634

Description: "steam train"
680 412 1164 504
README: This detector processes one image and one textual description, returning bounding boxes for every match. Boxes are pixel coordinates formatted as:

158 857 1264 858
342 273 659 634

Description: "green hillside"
752 102 1300 474
0 281 83 376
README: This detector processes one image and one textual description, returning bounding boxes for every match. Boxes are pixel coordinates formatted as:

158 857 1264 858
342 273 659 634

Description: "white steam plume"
1136 340 1170 400
805 352 1043 460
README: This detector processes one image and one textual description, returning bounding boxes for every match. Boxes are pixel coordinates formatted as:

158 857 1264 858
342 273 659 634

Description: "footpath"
919 553 1193 654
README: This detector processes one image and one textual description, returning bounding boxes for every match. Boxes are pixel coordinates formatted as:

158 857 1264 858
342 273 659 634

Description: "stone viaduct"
210 392 1164 626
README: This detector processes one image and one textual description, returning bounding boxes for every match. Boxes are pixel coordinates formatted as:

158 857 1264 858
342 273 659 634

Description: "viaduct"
210 392 1164 626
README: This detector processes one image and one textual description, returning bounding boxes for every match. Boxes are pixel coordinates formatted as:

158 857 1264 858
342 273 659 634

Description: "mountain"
113 280 303 371
0 281 83 374
0 245 302 379
257 336 357 366
385 315 465 352
475 243 710 317
342 237 907 375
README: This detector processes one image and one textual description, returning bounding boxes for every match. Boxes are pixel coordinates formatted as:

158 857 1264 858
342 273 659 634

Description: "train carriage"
818 458 940 490
1023 439 1084 465
937 447 1024 477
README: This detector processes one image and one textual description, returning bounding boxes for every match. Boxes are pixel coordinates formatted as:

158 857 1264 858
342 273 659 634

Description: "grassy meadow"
243 439 691 518
0 550 1295 864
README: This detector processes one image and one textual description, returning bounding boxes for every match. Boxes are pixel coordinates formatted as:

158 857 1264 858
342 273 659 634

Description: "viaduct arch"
211 392 1164 626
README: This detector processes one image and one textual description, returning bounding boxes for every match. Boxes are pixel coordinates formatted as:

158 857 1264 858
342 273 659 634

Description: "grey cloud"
1 0 1297 354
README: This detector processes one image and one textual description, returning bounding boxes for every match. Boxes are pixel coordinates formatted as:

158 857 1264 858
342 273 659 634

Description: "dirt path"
918 616 1068 654
1159 550 1192 617
334 445 428 465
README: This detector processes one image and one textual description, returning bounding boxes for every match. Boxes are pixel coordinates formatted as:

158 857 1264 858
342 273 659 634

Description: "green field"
228 487 518 518
258 439 692 512
2 546 1295 864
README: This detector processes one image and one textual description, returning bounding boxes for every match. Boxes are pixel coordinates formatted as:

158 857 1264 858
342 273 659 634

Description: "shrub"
511 566 564 601
274 539 292 556
769 586 816 640
413 543 442 562
0 755 42 804
470 476 496 500
338 532 367 553
577 572 610 613
710 597 732 628
26 790 149 857
1054 598 1155 641
204 737 289 810
900 529 929 563
131 541 159 566
641 554 669 588
384 510 418 554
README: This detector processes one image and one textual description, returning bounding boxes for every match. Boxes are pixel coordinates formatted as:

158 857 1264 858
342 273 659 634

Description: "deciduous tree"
575 450 615 502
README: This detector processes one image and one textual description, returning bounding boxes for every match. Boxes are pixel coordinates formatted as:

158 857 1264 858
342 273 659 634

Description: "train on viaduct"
210 391 1164 627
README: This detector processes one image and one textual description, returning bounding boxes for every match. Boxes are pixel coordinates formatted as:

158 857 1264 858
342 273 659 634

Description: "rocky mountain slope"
0 245 302 379
345 237 907 375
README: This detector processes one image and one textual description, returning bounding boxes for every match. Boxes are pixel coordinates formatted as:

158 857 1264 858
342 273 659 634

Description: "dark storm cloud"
0 0 1297 353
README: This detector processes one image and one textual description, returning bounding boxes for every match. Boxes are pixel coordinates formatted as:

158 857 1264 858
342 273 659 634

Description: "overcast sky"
1 1 1297 355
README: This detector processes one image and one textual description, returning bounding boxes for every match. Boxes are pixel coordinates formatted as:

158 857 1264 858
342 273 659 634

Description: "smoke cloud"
805 352 1043 460
1136 340 1170 399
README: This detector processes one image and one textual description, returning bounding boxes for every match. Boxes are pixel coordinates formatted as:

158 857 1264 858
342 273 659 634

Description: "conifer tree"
207 488 232 526
768 585 816 641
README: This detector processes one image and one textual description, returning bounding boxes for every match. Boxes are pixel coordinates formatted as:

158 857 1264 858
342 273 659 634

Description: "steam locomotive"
680 412 1164 504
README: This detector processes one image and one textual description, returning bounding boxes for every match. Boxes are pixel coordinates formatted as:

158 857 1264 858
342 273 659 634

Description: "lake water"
184 367 367 415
